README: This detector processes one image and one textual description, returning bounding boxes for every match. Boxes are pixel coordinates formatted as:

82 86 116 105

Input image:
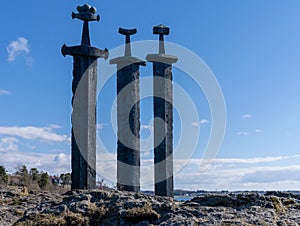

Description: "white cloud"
0 137 19 152
242 114 253 119
0 125 69 143
173 155 300 191
211 155 300 164
94 154 300 191
237 131 249 136
0 90 11 95
175 165 300 191
1 151 299 191
240 165 300 183
53 153 71 170
141 125 153 130
192 119 210 127
97 123 108 130
255 129 262 133
48 124 62 130
7 37 30 62
200 119 209 124
0 152 71 175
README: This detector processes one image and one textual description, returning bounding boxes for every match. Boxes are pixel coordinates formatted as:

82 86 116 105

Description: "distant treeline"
0 164 71 193
0 164 111 193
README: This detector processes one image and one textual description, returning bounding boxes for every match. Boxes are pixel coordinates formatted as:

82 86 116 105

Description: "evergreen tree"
60 173 71 187
12 164 29 186
30 168 40 181
38 172 49 189
0 166 8 185
18 165 29 186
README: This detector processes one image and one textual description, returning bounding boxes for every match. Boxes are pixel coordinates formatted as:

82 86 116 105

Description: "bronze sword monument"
110 28 146 192
61 4 108 189
147 25 178 197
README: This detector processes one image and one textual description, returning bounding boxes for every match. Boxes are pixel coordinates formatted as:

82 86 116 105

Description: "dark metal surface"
153 24 170 54
118 28 138 57
146 25 178 197
61 4 108 190
153 62 174 197
110 28 145 192
119 28 137 35
153 24 170 35
72 4 100 22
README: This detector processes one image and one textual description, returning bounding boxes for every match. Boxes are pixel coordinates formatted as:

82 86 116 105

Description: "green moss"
125 204 160 224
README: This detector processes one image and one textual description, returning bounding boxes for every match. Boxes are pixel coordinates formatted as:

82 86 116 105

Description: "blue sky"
1 0 300 191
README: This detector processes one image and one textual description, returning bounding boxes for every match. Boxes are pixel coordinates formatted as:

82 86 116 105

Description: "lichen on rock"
1 186 300 225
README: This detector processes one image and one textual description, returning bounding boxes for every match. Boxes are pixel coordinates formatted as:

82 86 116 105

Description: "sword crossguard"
61 44 109 60
146 24 177 64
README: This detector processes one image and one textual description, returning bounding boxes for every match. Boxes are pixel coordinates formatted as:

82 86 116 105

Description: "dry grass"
15 205 110 226
125 204 160 223
87 204 109 225
269 196 285 214
15 213 66 226
283 198 296 206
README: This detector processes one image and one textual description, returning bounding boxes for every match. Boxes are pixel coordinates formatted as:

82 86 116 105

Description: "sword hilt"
119 28 137 57
153 24 170 54
72 4 100 22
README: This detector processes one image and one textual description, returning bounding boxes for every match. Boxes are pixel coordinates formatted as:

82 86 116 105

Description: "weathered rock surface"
1 186 300 225
0 186 62 226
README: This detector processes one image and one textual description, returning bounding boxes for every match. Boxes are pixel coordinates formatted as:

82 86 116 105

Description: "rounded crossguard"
61 4 108 59
153 24 170 54
119 28 137 57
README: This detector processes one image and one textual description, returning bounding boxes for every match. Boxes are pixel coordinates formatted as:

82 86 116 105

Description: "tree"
38 172 50 189
15 164 29 186
0 166 8 185
60 173 71 187
30 168 40 181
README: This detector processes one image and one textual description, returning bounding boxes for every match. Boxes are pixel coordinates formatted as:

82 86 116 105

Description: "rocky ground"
1 186 300 225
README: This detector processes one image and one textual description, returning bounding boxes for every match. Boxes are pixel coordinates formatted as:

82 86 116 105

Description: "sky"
1 0 300 191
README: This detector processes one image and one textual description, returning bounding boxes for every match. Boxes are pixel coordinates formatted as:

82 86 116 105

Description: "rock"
190 192 267 210
0 186 299 225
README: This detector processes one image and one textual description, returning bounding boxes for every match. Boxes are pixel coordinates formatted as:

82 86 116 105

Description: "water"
174 196 194 201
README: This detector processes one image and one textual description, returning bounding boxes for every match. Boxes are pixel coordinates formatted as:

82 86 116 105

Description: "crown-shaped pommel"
72 4 100 21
